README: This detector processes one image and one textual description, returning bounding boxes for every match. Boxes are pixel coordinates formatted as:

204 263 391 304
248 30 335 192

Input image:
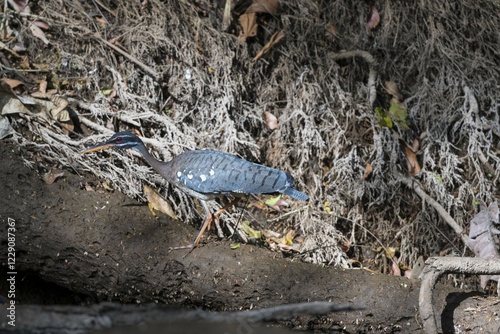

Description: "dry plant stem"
330 50 377 106
419 257 500 334
398 174 465 240
91 33 160 80
79 115 114 135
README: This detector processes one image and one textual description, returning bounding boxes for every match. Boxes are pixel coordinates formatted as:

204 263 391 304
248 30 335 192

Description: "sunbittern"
81 131 308 252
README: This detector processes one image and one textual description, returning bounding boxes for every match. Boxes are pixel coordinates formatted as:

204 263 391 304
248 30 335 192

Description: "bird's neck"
136 144 171 181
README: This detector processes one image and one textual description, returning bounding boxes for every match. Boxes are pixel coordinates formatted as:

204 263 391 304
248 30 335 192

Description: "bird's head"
81 131 144 154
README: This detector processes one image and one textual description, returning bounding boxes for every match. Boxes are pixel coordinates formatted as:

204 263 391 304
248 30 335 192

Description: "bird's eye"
115 137 122 143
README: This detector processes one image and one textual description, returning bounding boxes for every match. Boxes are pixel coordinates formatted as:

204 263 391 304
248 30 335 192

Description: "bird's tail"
283 188 309 201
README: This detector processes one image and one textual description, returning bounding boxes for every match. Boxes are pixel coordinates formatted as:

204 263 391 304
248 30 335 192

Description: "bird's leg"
181 200 214 256
213 197 241 228
182 198 242 256
192 202 214 248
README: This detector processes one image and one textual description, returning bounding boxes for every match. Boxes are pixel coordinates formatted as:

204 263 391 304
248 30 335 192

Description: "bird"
81 131 309 253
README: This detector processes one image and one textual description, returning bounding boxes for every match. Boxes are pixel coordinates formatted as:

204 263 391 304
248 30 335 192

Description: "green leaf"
241 221 261 239
434 174 443 183
375 107 393 128
265 194 282 206
100 89 113 96
388 100 409 129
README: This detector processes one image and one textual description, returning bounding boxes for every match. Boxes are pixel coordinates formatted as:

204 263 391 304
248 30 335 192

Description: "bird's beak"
80 142 115 154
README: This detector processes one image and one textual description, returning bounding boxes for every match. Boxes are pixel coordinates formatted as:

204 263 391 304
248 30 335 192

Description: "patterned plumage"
169 149 309 201
81 131 308 251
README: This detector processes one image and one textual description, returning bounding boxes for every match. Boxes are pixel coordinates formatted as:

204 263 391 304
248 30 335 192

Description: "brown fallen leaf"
0 78 25 89
144 185 178 220
31 91 70 122
402 140 421 176
340 239 351 253
19 56 30 69
384 81 403 102
361 163 373 180
42 170 64 184
8 0 29 12
238 12 258 42
390 256 401 276
262 111 278 130
29 24 50 45
84 183 95 192
33 20 50 30
325 23 339 40
248 200 267 210
60 120 75 136
38 80 48 93
253 30 285 62
245 0 279 15
221 0 232 31
367 5 380 30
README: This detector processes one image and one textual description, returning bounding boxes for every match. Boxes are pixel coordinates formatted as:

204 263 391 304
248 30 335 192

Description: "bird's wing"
169 150 305 199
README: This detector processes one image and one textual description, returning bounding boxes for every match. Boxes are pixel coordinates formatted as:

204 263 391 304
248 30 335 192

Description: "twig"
266 205 309 223
419 257 500 333
90 32 160 81
398 174 465 240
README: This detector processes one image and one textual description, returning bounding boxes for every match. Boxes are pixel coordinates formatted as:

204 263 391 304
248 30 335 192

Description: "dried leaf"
95 16 108 27
33 20 50 30
60 120 74 136
238 12 258 42
384 81 402 102
262 111 278 130
390 257 401 276
241 221 262 239
1 78 25 89
7 0 29 12
19 56 30 69
143 185 178 220
465 201 500 290
0 115 15 139
0 81 32 115
325 23 339 40
253 30 285 62
245 0 279 15
84 183 95 192
38 80 48 93
323 201 332 214
221 0 232 31
11 41 26 53
31 92 70 122
29 24 50 45
367 5 380 30
340 239 351 253
411 137 420 152
361 163 373 180
42 170 65 185
402 143 421 176
248 200 267 210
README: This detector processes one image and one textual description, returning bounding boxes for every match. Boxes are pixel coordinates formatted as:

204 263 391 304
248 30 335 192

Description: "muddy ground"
0 141 499 333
